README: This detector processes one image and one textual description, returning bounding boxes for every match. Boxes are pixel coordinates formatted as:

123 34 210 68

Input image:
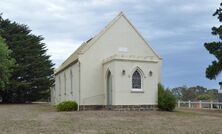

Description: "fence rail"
177 100 222 109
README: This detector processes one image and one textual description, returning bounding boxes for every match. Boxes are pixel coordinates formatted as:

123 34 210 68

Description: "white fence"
177 100 222 109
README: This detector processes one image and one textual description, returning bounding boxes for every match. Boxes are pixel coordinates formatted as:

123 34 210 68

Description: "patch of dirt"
0 104 222 134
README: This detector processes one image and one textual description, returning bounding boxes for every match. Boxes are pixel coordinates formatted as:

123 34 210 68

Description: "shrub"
158 84 176 111
56 101 78 111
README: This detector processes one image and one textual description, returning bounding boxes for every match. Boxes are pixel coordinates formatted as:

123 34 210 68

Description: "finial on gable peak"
118 11 125 16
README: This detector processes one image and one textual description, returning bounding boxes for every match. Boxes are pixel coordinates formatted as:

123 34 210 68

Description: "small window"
70 70 73 95
64 73 66 95
132 70 141 89
59 75 61 96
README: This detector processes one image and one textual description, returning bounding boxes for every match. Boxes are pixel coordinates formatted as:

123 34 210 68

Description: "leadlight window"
59 76 61 96
70 70 73 95
64 73 66 95
132 70 141 89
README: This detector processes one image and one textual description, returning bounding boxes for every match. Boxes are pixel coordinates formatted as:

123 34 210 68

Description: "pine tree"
204 3 222 80
0 15 54 103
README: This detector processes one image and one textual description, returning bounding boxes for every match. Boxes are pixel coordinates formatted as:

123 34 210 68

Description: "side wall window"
59 75 61 96
64 73 66 95
70 70 73 95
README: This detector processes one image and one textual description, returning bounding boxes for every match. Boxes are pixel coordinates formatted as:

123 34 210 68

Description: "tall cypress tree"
204 3 222 80
0 15 54 103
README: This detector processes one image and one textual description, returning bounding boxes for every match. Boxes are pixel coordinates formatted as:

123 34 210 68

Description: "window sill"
131 89 144 93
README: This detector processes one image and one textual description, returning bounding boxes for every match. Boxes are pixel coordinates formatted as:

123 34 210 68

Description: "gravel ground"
0 104 222 134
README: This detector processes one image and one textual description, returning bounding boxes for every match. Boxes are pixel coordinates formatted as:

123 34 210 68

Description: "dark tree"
204 3 222 80
0 15 54 103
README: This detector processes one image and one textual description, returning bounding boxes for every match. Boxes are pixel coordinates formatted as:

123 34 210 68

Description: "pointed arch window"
64 73 66 95
59 75 61 96
132 70 141 89
70 70 73 95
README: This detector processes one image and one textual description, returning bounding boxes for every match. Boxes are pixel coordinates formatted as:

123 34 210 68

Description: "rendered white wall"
113 60 158 105
54 15 162 106
79 15 161 105
54 62 79 104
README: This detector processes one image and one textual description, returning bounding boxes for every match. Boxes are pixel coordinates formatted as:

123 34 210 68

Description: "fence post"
188 100 191 108
178 100 180 108
210 101 213 109
199 100 202 109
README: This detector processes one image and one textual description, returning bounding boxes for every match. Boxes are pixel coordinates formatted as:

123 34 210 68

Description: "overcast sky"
0 0 221 89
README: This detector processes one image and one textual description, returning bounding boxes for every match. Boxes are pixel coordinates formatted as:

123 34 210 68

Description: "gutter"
55 59 78 75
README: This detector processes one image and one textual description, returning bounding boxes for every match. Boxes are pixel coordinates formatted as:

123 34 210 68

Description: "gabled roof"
55 12 161 75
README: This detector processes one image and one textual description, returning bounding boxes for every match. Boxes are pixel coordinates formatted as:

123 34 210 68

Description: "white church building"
51 12 162 111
